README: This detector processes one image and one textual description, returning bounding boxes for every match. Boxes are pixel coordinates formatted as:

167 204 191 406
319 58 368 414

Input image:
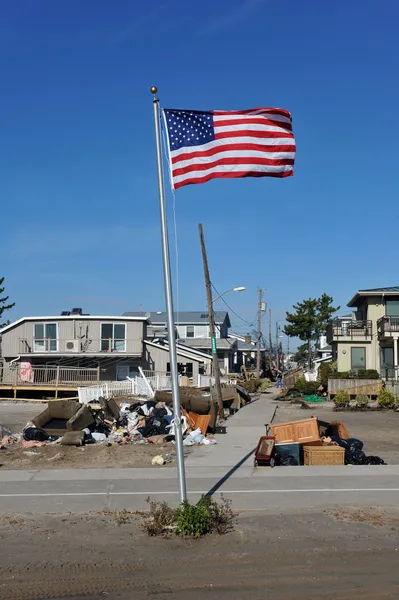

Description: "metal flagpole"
150 86 187 503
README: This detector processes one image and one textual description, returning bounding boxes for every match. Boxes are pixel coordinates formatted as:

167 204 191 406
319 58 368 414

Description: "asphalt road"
1 464 398 513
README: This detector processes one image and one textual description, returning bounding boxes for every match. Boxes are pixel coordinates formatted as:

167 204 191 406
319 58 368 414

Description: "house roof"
123 311 230 326
348 287 399 307
0 315 148 335
144 339 212 362
178 337 236 351
318 344 332 354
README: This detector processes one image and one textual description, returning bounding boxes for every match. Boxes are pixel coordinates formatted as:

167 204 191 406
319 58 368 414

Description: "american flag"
163 107 295 190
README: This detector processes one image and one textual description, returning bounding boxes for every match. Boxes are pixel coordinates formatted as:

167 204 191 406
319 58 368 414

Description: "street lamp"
212 286 245 303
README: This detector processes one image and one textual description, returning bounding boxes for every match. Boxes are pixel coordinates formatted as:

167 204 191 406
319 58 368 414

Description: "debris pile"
254 416 386 467
0 397 217 461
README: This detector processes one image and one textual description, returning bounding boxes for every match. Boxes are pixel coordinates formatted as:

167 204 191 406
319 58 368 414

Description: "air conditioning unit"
65 339 79 352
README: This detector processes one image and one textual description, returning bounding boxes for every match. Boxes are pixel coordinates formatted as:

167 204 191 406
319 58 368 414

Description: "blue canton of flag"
164 110 215 150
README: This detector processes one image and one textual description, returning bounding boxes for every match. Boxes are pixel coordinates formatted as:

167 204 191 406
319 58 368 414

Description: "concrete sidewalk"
185 388 281 468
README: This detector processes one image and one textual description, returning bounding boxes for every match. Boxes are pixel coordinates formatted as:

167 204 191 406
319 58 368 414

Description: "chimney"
244 334 252 344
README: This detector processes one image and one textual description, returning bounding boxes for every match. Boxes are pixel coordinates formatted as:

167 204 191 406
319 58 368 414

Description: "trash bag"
278 454 298 466
23 427 49 442
92 432 108 442
364 455 386 465
345 448 366 465
152 407 167 421
346 438 364 452
330 436 349 449
116 414 128 428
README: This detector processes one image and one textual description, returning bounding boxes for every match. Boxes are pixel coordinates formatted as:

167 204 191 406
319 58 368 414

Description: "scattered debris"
255 417 386 468
151 455 166 466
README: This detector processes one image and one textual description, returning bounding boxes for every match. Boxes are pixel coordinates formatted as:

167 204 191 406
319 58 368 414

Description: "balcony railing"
326 319 372 343
381 366 399 380
0 364 99 387
377 316 399 337
18 338 140 355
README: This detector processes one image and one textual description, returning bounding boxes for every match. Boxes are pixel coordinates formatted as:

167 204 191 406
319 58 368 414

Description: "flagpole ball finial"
150 86 158 94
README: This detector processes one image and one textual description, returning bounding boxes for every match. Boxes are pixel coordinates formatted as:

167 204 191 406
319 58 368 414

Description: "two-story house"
0 308 213 388
124 311 237 374
327 287 399 379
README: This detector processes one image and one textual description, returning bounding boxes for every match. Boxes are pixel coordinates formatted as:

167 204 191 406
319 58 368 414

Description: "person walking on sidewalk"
276 370 283 388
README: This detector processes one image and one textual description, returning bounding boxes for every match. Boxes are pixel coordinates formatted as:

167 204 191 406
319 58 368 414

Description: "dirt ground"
1 507 399 600
273 400 399 464
0 402 180 469
0 440 176 469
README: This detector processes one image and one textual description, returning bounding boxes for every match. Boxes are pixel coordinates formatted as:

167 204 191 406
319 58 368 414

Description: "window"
101 323 126 352
351 347 366 370
381 347 394 367
386 300 399 317
34 323 57 352
186 325 195 338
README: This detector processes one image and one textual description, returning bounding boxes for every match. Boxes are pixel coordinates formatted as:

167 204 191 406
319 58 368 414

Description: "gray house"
0 308 214 387
0 309 149 382
124 311 236 374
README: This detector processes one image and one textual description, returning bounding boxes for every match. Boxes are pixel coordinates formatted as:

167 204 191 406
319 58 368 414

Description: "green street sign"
211 335 217 354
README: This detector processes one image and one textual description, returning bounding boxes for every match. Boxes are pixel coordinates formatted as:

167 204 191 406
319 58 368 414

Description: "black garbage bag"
91 421 111 435
23 427 49 442
116 414 128 428
345 448 366 465
83 430 95 444
346 438 364 452
152 407 167 421
278 454 299 466
364 456 386 465
330 436 349 449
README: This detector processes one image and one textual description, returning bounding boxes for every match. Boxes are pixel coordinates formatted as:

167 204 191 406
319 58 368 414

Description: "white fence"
77 371 174 404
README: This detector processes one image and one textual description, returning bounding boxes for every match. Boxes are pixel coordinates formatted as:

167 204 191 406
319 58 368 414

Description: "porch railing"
381 366 399 380
326 319 372 343
377 316 399 337
0 364 99 386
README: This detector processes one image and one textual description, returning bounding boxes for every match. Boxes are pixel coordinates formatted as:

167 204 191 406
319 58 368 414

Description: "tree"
294 343 309 365
284 294 339 371
0 277 15 328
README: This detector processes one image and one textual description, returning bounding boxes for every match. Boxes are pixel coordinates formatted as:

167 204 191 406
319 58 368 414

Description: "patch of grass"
139 495 235 538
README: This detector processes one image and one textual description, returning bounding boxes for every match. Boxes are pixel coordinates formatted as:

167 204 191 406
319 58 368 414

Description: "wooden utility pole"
276 323 280 372
268 308 273 373
256 289 264 377
198 224 224 419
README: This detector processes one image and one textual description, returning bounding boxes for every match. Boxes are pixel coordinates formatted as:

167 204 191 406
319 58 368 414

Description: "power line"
211 283 256 328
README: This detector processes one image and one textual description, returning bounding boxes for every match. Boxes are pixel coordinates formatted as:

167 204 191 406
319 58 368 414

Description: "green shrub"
140 496 235 538
174 499 212 537
294 377 319 395
377 388 395 408
355 394 369 408
330 370 380 380
334 390 350 406
174 496 234 537
241 378 261 393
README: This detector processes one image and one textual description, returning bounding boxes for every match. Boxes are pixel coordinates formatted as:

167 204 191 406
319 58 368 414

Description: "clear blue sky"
1 0 398 345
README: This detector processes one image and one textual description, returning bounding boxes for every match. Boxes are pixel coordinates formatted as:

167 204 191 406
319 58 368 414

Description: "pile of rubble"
0 397 217 453
254 416 386 467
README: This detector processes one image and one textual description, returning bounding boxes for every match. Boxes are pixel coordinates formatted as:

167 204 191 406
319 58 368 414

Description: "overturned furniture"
155 388 217 430
270 417 321 445
32 400 94 436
